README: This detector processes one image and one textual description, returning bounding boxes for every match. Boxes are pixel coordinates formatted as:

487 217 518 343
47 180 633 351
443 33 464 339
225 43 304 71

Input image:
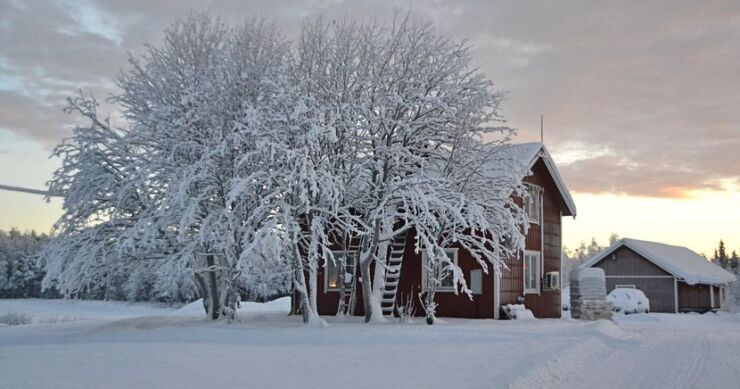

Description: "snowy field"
1 299 739 389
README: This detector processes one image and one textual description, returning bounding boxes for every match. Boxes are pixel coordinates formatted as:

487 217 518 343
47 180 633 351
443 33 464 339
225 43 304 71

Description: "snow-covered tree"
40 92 158 300
0 229 49 298
42 16 278 311
223 60 351 323
115 14 247 318
44 15 322 319
293 15 527 323
44 13 530 325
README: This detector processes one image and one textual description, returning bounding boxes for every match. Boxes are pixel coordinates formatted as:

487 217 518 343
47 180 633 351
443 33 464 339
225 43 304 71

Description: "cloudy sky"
1 0 739 255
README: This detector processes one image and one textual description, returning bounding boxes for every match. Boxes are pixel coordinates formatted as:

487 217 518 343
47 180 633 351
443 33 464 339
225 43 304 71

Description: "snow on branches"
42 13 527 323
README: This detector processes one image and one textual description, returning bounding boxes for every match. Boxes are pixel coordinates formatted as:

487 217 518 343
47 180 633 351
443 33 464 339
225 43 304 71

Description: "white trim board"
523 249 541 295
604 275 675 279
524 183 542 225
493 270 501 319
673 277 679 313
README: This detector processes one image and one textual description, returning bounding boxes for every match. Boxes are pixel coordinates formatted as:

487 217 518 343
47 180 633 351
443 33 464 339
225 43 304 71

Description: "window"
524 184 542 224
325 251 357 292
523 250 540 294
422 249 459 292
615 284 636 289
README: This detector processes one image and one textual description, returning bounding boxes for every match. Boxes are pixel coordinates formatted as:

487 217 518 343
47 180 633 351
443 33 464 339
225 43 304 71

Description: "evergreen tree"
608 233 620 246
713 240 729 268
718 240 727 266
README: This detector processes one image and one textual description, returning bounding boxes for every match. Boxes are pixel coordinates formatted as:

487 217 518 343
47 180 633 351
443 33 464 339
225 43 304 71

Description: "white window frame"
615 284 636 289
524 184 542 225
523 250 541 294
421 248 459 293
324 250 356 293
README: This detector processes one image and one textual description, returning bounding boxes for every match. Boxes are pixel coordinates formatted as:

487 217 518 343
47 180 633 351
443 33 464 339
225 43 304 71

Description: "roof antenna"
540 114 544 144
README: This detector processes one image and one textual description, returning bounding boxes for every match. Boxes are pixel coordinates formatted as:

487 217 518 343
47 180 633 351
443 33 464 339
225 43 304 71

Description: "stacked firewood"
570 267 613 320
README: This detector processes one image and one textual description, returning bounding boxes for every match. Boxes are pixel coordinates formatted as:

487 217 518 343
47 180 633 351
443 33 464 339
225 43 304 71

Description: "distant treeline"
0 228 289 304
0 229 56 298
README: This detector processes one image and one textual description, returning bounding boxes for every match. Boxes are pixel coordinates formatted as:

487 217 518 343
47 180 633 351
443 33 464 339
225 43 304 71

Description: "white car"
607 288 650 314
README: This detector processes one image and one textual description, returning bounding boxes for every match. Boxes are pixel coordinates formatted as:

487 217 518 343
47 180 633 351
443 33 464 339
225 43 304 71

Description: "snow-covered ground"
1 299 739 389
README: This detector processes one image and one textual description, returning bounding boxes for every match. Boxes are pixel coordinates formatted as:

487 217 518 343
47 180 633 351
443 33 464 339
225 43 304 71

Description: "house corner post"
673 277 679 313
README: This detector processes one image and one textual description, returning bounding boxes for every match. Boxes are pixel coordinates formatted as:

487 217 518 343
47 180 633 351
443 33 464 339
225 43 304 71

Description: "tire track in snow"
507 337 613 389
509 320 721 389
622 333 707 389
576 330 710 389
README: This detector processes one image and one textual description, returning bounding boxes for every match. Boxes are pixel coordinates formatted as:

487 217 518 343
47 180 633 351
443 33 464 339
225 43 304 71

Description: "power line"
0 184 61 197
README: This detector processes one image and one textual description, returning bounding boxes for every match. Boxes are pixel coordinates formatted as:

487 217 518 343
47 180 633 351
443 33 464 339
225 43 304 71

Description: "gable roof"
505 142 577 217
583 238 736 286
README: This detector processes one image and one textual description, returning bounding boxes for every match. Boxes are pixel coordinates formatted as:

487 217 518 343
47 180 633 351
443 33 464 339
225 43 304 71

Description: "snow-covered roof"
503 142 577 217
583 238 736 286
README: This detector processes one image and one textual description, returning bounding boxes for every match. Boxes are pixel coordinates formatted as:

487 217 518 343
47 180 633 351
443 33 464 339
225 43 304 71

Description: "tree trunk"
206 254 221 320
292 245 320 324
372 240 389 305
423 290 436 325
193 272 210 316
421 255 438 325
193 253 238 321
294 267 311 323
309 261 318 315
194 254 222 320
289 292 296 316
336 235 349 316
360 222 385 323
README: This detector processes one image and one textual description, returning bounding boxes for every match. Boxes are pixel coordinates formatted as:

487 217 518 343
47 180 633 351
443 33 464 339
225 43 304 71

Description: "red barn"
314 142 576 319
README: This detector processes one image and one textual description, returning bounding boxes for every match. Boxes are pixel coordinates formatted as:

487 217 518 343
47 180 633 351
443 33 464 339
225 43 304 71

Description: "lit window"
525 184 542 224
422 249 458 292
524 250 540 294
325 251 357 292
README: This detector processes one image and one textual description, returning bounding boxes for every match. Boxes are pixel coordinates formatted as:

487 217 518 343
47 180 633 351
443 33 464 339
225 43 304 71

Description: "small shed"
582 238 735 313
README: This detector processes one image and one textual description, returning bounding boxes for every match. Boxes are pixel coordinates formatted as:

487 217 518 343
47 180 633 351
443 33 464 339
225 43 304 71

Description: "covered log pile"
570 267 613 320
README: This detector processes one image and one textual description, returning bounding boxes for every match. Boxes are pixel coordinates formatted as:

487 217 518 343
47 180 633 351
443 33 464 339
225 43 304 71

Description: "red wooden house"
315 142 576 319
